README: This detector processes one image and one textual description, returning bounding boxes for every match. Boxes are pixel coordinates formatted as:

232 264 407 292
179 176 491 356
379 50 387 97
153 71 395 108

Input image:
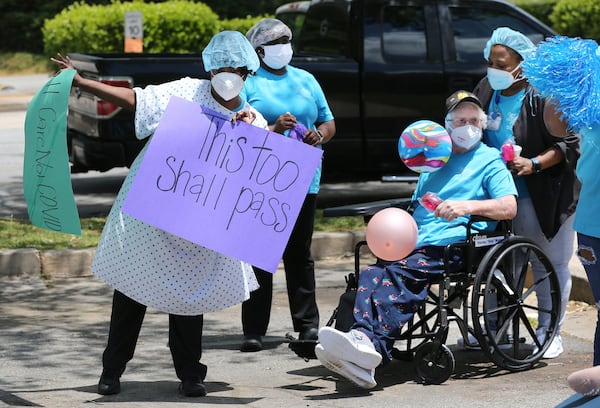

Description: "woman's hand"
50 53 75 71
272 112 296 134
232 110 256 124
50 53 83 86
304 129 322 146
508 156 534 176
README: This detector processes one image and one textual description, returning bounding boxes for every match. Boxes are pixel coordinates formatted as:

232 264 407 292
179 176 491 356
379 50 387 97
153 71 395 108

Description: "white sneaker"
318 327 382 369
315 344 377 389
543 335 564 359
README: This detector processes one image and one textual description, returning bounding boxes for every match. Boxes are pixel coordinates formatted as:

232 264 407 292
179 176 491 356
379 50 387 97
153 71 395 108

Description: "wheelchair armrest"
467 216 513 238
322 198 413 219
381 175 419 183
442 217 513 275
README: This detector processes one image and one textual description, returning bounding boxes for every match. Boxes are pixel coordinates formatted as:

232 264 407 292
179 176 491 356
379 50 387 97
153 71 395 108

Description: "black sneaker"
97 372 121 395
240 334 263 352
179 378 207 397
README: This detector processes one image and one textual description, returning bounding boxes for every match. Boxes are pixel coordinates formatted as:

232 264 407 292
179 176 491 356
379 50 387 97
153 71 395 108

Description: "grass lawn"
0 52 52 76
0 210 365 250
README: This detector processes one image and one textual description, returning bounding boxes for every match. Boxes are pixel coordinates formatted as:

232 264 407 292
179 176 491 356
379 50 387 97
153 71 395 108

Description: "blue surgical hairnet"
483 27 536 61
246 18 292 48
202 31 260 73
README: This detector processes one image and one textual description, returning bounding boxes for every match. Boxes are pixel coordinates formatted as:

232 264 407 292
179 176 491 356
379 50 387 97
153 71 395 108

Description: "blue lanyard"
494 91 502 112
490 91 501 119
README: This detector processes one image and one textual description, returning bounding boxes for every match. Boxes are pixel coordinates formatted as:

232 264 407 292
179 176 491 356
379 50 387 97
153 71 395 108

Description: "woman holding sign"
239 18 336 352
51 31 267 398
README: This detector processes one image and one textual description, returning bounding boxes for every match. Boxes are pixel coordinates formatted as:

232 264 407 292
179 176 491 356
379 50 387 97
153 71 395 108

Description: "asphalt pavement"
1 73 599 407
1 257 599 408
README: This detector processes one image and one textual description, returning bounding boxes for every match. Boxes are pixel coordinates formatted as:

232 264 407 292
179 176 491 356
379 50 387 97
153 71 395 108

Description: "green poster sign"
23 69 81 235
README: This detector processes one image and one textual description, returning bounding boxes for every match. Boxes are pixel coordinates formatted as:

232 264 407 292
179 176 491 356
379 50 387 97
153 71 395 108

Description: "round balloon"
398 120 452 173
366 207 418 261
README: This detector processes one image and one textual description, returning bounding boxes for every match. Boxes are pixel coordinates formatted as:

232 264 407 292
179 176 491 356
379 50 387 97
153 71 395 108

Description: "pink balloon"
366 208 418 261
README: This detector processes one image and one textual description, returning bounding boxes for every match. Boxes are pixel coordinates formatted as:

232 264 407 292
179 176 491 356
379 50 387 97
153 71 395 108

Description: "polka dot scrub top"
91 78 267 315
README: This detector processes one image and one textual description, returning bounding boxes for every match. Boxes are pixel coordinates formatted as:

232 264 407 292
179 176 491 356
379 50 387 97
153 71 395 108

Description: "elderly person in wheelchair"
316 90 518 389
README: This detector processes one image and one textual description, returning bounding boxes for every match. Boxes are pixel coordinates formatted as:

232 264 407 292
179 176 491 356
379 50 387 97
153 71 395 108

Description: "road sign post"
124 11 143 53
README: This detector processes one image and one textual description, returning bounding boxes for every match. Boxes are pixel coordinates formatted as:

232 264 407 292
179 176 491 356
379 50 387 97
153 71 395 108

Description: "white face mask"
449 124 482 150
210 72 244 101
487 64 522 90
261 43 293 70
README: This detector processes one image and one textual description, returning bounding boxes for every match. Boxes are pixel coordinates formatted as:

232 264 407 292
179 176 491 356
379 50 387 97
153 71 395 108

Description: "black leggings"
242 194 319 335
102 290 207 381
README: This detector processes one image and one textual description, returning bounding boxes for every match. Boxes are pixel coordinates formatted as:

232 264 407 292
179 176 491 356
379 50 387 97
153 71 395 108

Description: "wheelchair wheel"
414 342 455 384
471 236 560 371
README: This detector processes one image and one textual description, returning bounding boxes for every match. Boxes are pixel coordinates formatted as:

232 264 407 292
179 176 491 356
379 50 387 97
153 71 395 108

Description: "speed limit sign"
124 11 143 52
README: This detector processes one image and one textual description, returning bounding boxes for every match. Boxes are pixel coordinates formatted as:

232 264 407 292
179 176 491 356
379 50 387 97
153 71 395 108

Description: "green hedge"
0 0 114 53
512 0 560 31
219 15 271 35
43 1 266 55
550 0 600 40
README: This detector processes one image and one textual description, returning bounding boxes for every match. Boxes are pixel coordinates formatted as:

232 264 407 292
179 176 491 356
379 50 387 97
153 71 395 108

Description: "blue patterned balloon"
398 120 452 173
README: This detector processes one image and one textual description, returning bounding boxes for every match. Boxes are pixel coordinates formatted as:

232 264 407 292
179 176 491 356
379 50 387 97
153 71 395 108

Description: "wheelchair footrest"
391 347 414 361
286 332 318 360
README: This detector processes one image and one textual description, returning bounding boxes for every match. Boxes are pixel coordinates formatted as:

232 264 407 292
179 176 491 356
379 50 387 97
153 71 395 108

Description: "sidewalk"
0 256 597 408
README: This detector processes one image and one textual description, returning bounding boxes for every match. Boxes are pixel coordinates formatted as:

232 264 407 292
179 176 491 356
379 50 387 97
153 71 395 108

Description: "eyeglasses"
447 117 481 127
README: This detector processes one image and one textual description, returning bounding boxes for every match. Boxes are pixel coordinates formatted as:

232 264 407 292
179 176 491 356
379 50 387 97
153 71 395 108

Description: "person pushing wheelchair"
316 91 518 389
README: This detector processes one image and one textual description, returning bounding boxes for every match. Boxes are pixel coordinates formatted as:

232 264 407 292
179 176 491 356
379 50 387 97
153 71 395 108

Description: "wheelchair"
287 197 561 385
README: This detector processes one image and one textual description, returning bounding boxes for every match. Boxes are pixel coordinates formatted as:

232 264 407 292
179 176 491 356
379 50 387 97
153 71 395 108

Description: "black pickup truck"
66 0 555 182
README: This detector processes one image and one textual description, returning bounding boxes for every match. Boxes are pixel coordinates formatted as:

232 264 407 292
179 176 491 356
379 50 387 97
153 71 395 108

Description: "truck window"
449 6 549 63
296 1 350 57
275 1 310 46
381 5 427 63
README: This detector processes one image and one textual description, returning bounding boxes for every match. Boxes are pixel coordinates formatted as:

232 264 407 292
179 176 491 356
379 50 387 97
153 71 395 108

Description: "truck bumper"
68 131 145 173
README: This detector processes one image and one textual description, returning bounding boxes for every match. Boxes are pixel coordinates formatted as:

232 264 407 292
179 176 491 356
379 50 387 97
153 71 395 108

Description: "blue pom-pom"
522 36 600 129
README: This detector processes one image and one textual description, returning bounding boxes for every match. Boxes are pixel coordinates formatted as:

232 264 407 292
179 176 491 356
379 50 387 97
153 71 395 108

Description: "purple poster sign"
122 97 322 273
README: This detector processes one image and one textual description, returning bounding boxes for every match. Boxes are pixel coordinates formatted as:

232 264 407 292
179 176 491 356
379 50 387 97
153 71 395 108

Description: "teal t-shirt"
412 142 517 248
485 89 529 198
574 125 600 238
241 66 334 194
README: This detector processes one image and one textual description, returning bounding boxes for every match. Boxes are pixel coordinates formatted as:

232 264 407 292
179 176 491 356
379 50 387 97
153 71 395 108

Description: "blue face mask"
487 64 521 90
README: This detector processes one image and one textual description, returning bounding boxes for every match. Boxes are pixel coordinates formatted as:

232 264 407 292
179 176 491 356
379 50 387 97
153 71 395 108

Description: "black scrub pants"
102 290 207 381
242 194 320 335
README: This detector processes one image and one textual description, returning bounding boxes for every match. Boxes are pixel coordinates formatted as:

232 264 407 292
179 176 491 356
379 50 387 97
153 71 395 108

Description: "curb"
0 248 95 279
0 232 365 280
0 231 593 305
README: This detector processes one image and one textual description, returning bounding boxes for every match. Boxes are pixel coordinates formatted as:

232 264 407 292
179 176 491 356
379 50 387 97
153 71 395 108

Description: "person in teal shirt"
523 35 600 396
239 18 336 352
316 91 517 389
